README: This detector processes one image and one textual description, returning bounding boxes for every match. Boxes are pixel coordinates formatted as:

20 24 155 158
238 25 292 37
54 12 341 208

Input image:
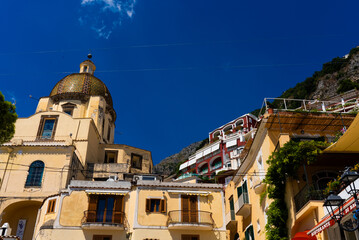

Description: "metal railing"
294 184 325 213
167 210 214 226
235 192 250 213
258 97 359 118
82 210 126 225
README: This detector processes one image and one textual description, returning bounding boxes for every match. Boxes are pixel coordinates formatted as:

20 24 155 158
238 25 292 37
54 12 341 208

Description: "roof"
264 111 355 133
69 180 131 190
50 73 113 108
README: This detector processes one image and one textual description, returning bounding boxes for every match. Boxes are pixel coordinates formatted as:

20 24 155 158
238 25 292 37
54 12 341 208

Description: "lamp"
324 168 359 234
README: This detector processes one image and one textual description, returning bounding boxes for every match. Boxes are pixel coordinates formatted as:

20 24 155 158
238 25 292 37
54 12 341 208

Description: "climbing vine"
264 140 329 240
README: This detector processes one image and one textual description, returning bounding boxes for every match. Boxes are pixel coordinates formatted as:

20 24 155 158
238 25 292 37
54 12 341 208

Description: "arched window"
25 161 45 187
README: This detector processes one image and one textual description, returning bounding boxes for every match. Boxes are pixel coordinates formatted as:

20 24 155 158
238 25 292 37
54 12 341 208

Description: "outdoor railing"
167 210 214 226
258 97 359 118
294 184 325 213
82 210 126 225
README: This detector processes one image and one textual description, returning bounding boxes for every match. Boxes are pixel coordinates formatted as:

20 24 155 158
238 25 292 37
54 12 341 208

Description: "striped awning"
85 190 129 195
167 190 211 196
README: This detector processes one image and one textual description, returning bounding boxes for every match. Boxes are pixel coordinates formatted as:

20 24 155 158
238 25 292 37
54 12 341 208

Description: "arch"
25 161 45 187
311 171 338 190
210 157 222 170
197 162 209 174
0 200 42 240
223 125 232 134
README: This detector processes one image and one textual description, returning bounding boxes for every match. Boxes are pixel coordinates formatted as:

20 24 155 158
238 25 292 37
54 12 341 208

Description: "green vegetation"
195 138 209 151
0 91 17 144
251 47 359 116
264 140 329 240
337 78 359 94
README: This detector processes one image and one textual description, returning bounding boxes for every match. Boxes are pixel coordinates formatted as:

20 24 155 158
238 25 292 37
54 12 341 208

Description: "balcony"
294 184 325 213
235 193 251 218
167 210 214 230
253 177 266 194
81 210 126 230
93 163 129 179
225 210 236 227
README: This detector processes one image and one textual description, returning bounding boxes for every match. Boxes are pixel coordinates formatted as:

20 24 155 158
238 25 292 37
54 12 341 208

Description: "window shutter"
87 195 98 222
114 196 124 224
146 199 150 212
160 199 166 213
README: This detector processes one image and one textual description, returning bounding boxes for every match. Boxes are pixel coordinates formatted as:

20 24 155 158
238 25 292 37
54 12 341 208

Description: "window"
245 225 255 240
107 125 111 141
47 199 56 214
86 195 124 224
25 161 45 187
93 236 111 240
145 199 166 213
37 115 58 140
104 151 117 163
181 235 199 240
237 181 249 203
84 66 88 72
131 153 143 170
61 103 76 116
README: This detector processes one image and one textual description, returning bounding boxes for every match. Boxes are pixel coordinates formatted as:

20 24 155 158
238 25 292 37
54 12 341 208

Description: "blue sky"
1 0 359 165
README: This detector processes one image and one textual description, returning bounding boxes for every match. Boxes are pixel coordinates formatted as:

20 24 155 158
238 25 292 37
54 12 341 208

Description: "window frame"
47 199 56 214
131 153 143 170
104 151 118 163
145 198 166 213
25 160 45 187
37 115 59 140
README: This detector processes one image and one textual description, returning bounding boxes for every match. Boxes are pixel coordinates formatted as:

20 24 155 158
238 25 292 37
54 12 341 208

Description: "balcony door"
181 195 198 223
87 195 124 224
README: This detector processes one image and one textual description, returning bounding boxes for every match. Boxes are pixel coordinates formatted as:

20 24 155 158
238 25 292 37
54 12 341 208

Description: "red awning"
292 231 317 240
308 195 356 237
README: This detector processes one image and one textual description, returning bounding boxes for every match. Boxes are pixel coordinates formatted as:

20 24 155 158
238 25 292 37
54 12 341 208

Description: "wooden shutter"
87 195 98 222
160 199 166 213
114 196 124 224
189 196 198 223
181 195 189 222
146 199 151 212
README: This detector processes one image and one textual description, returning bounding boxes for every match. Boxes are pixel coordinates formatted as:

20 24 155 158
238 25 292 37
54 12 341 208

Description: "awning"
324 113 359 153
292 231 317 240
308 195 356 237
167 190 211 196
85 190 129 195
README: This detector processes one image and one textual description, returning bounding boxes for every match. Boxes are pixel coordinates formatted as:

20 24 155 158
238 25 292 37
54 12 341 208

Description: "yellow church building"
0 58 227 240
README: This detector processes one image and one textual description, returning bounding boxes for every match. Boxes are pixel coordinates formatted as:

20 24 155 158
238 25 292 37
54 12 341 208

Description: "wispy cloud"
79 0 136 39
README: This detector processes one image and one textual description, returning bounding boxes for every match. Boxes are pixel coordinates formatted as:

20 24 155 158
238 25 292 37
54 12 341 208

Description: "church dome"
49 60 113 108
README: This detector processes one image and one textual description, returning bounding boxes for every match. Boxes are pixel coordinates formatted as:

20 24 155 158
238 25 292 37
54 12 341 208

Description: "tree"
0 91 17 144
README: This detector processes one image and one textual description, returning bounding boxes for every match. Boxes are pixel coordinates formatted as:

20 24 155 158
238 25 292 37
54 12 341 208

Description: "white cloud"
79 0 136 38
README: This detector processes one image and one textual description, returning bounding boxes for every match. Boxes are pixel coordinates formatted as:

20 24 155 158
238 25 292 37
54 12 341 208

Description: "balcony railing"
294 184 325 213
82 210 126 229
167 210 214 229
235 193 251 218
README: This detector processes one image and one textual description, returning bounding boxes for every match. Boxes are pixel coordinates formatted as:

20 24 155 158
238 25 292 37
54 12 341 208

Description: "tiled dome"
49 73 113 108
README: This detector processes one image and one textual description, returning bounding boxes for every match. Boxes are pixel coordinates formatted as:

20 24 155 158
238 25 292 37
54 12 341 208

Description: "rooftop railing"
258 97 359 118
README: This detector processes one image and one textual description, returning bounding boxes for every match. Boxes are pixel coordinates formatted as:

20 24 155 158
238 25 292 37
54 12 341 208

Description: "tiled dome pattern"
50 73 113 107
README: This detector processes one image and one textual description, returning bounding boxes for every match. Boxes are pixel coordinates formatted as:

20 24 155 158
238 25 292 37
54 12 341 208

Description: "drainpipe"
0 147 14 191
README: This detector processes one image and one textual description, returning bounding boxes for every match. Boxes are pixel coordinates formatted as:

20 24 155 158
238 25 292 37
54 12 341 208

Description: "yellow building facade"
33 178 227 240
224 111 357 240
0 59 153 240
